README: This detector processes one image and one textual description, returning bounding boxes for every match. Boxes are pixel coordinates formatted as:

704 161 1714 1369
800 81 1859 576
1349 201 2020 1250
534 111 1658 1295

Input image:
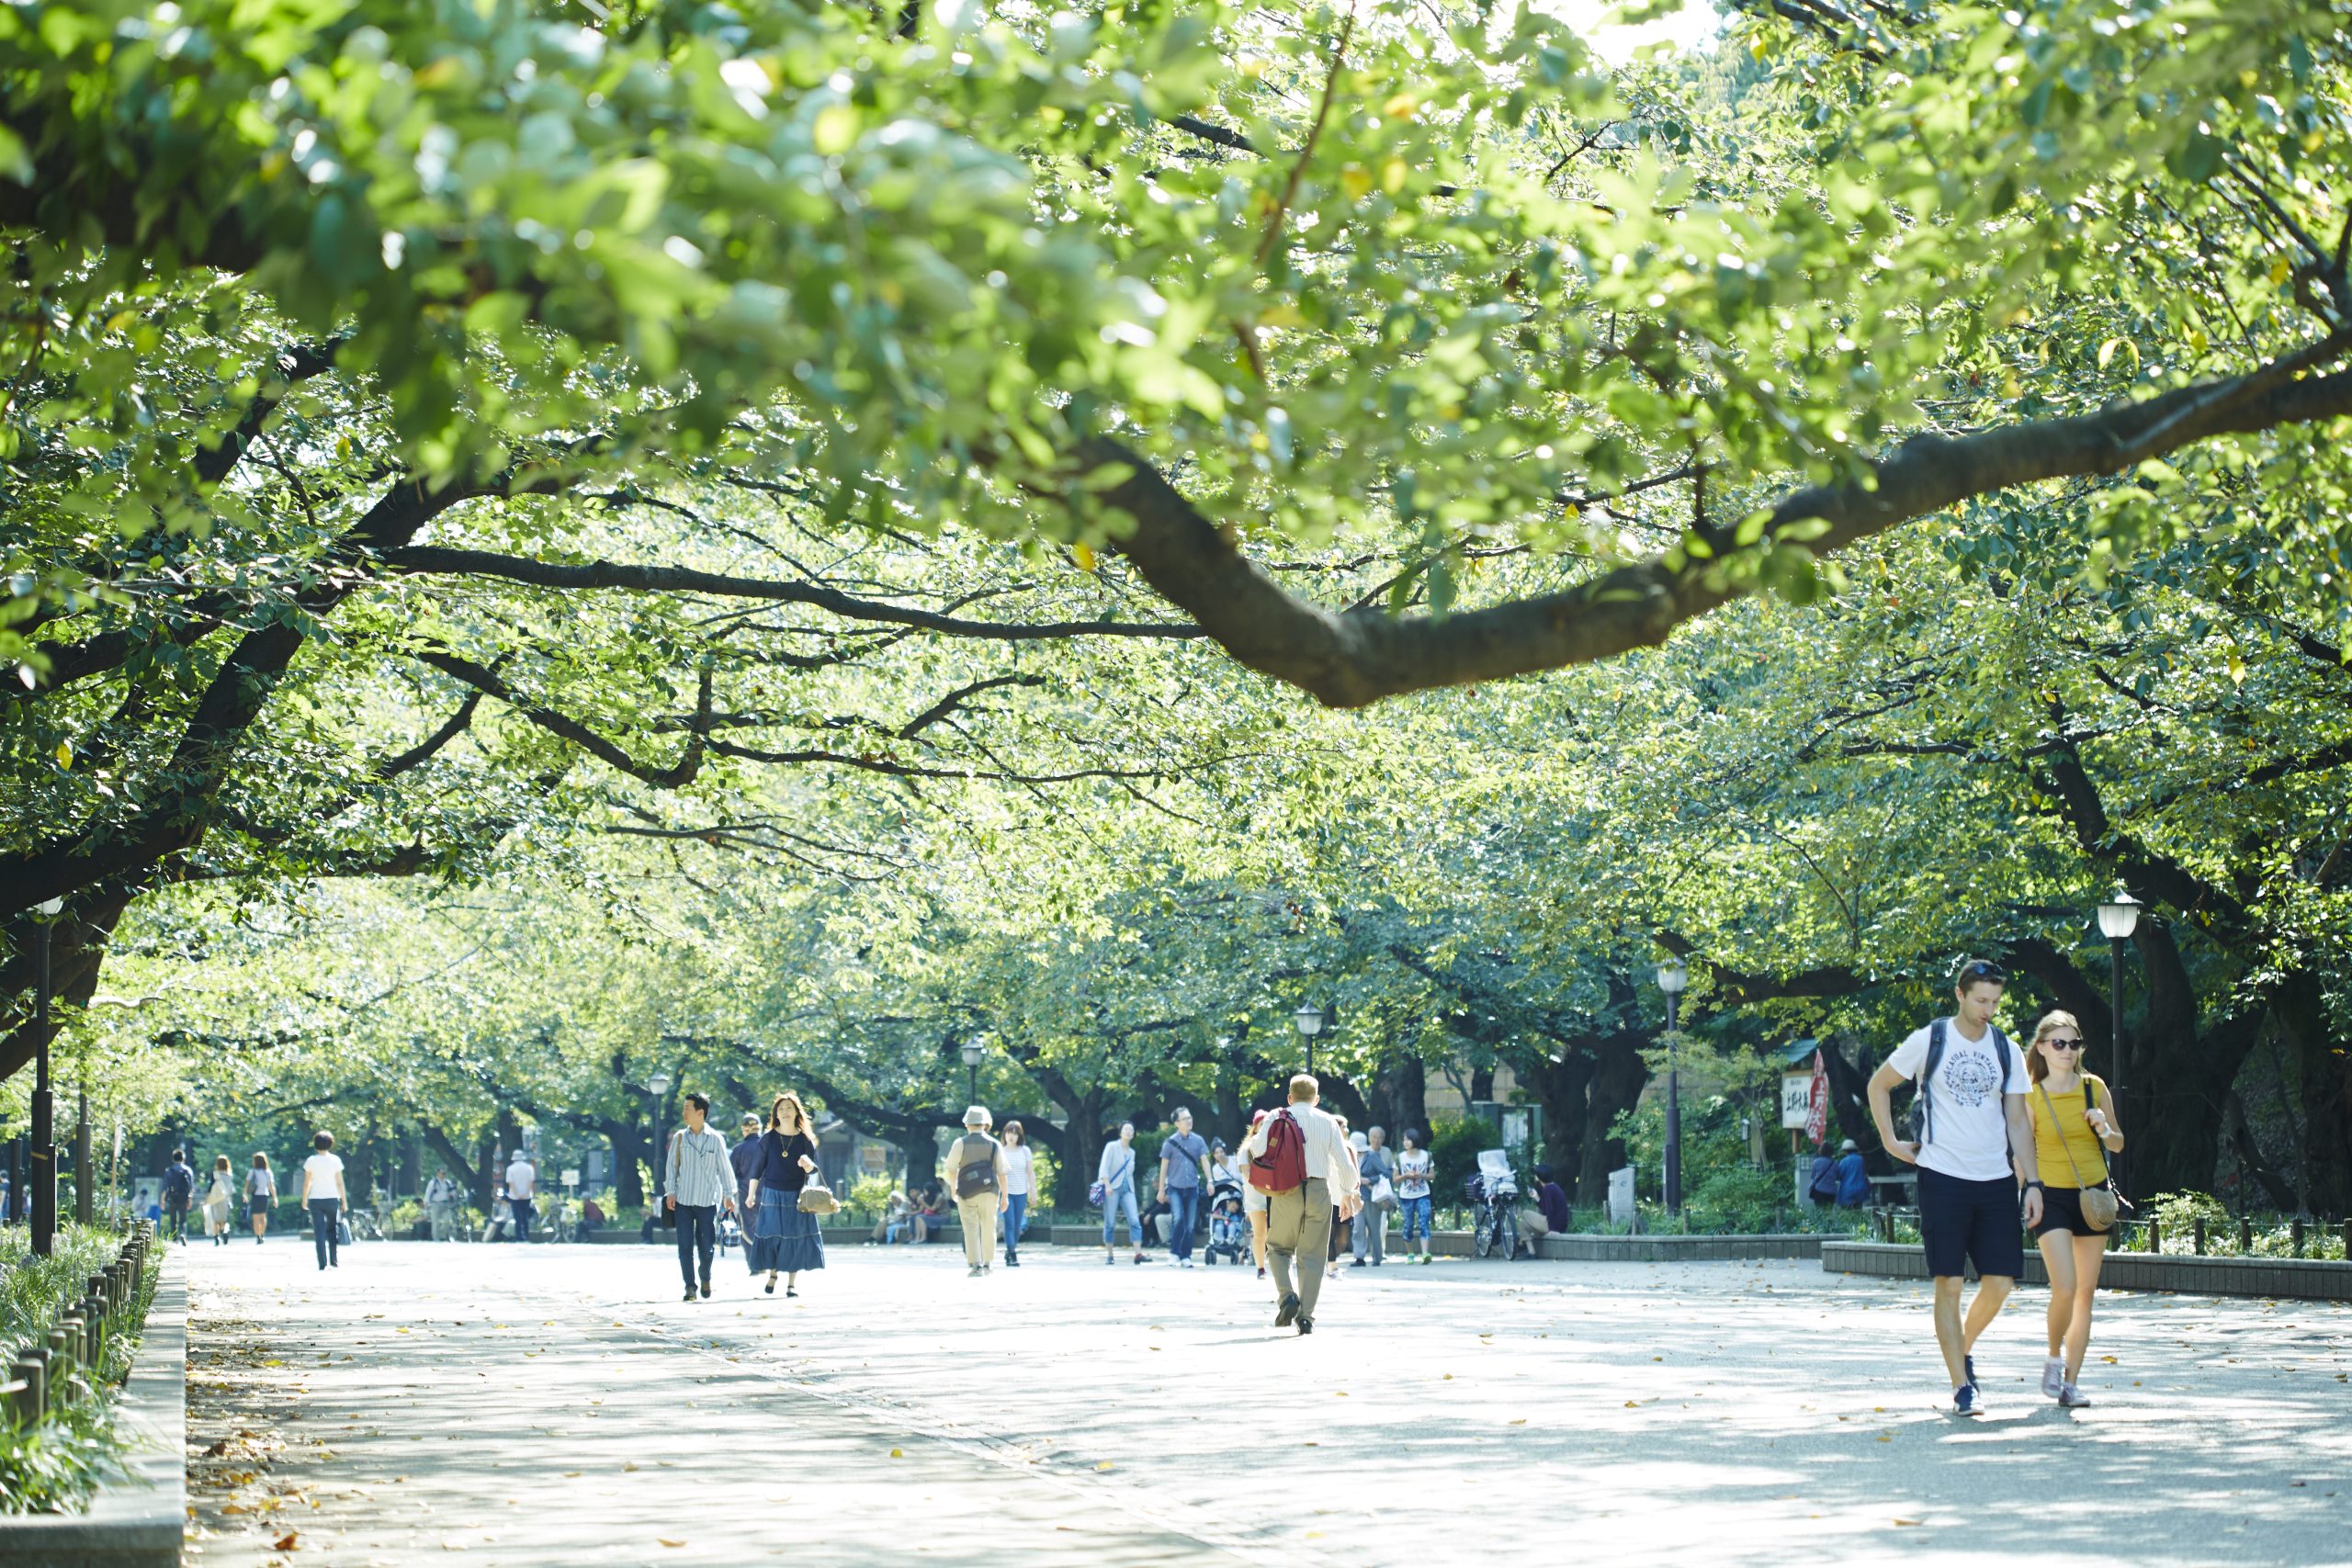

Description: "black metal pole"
967 1062 978 1107
73 1086 90 1226
1664 990 1682 1213
31 918 55 1257
2109 934 2127 1204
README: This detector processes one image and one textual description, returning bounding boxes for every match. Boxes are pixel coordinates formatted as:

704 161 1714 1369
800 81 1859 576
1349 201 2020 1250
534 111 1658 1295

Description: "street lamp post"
1657 961 1689 1215
961 1038 986 1106
644 1067 673 1211
2095 894 2141 1203
1293 1004 1326 1077
30 897 62 1257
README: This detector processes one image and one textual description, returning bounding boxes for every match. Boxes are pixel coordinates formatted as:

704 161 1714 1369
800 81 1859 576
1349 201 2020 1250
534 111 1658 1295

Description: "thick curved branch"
1087 358 2352 708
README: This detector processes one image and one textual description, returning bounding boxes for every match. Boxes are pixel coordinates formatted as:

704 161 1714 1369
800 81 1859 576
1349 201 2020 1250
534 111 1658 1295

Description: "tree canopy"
5 0 2350 1214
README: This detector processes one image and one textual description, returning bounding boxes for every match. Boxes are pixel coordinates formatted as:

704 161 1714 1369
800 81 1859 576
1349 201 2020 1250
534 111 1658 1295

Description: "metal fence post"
2290 1216 2305 1257
2240 1214 2254 1253
2192 1216 2207 1256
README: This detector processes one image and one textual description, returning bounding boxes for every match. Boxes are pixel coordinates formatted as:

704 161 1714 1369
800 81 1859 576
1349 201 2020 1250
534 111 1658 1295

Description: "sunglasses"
2045 1039 2083 1051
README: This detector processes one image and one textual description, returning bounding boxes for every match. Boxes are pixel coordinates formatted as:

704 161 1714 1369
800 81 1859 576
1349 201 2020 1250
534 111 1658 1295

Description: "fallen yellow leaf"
658 1540 686 1550
1510 1419 1528 1426
1096 1461 1115 1472
274 1530 300 1551
1894 1518 1922 1528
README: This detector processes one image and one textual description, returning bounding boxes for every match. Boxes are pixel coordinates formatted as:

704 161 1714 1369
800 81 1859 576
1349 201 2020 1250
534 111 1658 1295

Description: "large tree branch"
413 650 714 790
381 547 1201 642
1086 359 2352 707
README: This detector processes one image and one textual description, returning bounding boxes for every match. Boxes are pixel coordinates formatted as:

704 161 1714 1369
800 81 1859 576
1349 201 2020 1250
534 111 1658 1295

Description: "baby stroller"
1203 1176 1250 1264
1466 1150 1522 1259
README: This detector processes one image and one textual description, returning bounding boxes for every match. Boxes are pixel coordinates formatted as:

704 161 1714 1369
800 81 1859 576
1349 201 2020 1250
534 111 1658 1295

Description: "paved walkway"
182 1238 2352 1567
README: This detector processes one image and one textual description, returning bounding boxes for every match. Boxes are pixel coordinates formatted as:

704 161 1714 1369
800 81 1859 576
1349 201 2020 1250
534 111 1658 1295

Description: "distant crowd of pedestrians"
153 955 2126 1414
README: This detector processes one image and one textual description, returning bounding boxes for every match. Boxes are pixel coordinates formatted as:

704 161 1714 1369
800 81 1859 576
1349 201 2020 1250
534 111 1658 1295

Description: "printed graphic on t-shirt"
1939 1048 2002 1109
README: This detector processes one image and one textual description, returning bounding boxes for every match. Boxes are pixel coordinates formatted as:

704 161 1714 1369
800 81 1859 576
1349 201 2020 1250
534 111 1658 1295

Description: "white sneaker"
2058 1382 2091 1408
2041 1356 2065 1398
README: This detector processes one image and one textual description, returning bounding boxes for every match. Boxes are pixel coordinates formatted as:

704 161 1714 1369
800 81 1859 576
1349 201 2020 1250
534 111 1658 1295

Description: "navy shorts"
1916 1167 2024 1280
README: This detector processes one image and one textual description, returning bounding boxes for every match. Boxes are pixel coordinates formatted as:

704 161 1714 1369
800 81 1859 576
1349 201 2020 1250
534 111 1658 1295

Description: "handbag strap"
2037 1078 2093 1188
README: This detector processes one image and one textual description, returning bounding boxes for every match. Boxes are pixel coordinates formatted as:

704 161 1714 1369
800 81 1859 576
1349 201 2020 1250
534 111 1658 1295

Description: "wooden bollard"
2146 1217 2162 1254
53 1324 77 1384
2240 1214 2254 1252
2291 1216 2305 1257
2193 1217 2208 1255
11 1354 46 1423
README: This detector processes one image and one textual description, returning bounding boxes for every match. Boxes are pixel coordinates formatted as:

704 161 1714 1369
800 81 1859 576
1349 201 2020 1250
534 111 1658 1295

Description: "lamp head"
1657 961 1688 996
1293 1004 1325 1038
645 1068 673 1097
960 1039 986 1068
2096 893 2142 941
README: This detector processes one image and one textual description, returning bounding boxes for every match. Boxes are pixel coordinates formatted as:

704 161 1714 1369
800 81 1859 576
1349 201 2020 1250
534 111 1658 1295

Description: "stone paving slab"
185 1237 2352 1567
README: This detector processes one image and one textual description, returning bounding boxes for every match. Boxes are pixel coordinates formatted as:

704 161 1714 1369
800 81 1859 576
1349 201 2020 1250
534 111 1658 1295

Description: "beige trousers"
1267 1177 1334 1323
956 1194 999 1267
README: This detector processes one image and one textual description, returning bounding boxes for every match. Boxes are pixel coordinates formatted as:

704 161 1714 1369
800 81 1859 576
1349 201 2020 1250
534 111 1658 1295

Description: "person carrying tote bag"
1097 1122 1148 1265
2023 1010 2128 1410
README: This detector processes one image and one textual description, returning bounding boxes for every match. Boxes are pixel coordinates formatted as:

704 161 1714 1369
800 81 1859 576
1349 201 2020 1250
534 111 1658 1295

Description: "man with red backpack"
1238 1075 1363 1337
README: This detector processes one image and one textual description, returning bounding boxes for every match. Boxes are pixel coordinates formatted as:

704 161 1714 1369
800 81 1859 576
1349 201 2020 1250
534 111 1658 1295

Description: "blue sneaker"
1951 1382 1982 1416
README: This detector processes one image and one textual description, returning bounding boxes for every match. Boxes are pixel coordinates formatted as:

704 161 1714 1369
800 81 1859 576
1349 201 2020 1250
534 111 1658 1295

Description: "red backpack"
1250 1110 1308 1194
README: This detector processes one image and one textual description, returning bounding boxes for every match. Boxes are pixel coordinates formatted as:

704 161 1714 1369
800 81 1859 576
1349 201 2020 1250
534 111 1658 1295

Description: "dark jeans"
1166 1187 1199 1260
674 1203 717 1290
508 1197 534 1243
165 1202 190 1242
307 1198 341 1269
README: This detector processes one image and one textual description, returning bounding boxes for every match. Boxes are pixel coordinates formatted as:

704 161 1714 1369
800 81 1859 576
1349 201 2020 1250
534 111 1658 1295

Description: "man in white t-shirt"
504 1152 538 1244
1869 958 2044 1416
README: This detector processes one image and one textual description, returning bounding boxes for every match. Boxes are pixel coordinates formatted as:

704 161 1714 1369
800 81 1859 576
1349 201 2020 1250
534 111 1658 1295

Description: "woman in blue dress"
745 1091 827 1296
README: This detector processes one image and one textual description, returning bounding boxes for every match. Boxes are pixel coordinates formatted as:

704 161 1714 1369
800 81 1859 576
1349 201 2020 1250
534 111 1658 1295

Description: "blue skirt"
746 1189 826 1275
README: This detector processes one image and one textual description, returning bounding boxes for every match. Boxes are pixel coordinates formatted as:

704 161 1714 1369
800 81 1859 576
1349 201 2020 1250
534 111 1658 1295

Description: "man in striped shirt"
664 1092 741 1303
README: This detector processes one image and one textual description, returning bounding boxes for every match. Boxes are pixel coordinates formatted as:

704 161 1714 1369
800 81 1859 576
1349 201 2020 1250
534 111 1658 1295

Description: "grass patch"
0 1225 161 1515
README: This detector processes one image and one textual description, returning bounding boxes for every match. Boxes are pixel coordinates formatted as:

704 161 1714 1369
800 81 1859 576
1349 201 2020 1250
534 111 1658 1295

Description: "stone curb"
0 1248 185 1568
1821 1239 2352 1300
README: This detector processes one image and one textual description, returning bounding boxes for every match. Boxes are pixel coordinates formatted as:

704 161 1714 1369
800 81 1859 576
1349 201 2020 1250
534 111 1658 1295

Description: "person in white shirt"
1237 1075 1363 1336
1098 1122 1148 1266
503 1151 538 1244
299 1131 349 1271
999 1120 1036 1269
1870 958 2044 1416
424 1169 463 1242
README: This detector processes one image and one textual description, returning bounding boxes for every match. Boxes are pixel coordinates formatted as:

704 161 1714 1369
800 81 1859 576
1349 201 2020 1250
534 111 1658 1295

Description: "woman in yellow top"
2024 1010 2126 1408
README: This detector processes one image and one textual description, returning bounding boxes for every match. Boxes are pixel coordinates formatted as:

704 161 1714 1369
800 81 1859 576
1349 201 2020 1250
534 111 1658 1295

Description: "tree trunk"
2272 967 2349 1213
1815 1037 1890 1173
1521 1050 1595 1186
2224 1089 2298 1210
1213 1063 1245 1147
1573 1034 1649 1205
1390 1055 1429 1145
419 1122 494 1211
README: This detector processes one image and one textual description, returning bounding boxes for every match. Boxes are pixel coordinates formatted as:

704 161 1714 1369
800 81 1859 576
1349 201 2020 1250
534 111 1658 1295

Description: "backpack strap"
1918 1017 1949 1145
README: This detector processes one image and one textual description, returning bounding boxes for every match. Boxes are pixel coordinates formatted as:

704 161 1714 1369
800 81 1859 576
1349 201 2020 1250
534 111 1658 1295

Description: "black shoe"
1297 1317 1314 1336
684 1288 696 1303
1275 1292 1301 1328
1006 1256 1020 1268
764 1277 776 1295
699 1283 711 1299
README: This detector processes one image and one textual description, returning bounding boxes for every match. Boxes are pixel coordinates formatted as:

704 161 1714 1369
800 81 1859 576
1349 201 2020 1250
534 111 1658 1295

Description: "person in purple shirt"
1533 1165 1570 1236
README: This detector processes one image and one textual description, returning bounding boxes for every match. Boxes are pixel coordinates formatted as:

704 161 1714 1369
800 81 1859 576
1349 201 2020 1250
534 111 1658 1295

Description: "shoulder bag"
2038 1077 2120 1233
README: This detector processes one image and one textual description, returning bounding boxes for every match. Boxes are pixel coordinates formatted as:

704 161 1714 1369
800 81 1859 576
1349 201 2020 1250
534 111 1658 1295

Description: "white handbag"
1369 1176 1396 1210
